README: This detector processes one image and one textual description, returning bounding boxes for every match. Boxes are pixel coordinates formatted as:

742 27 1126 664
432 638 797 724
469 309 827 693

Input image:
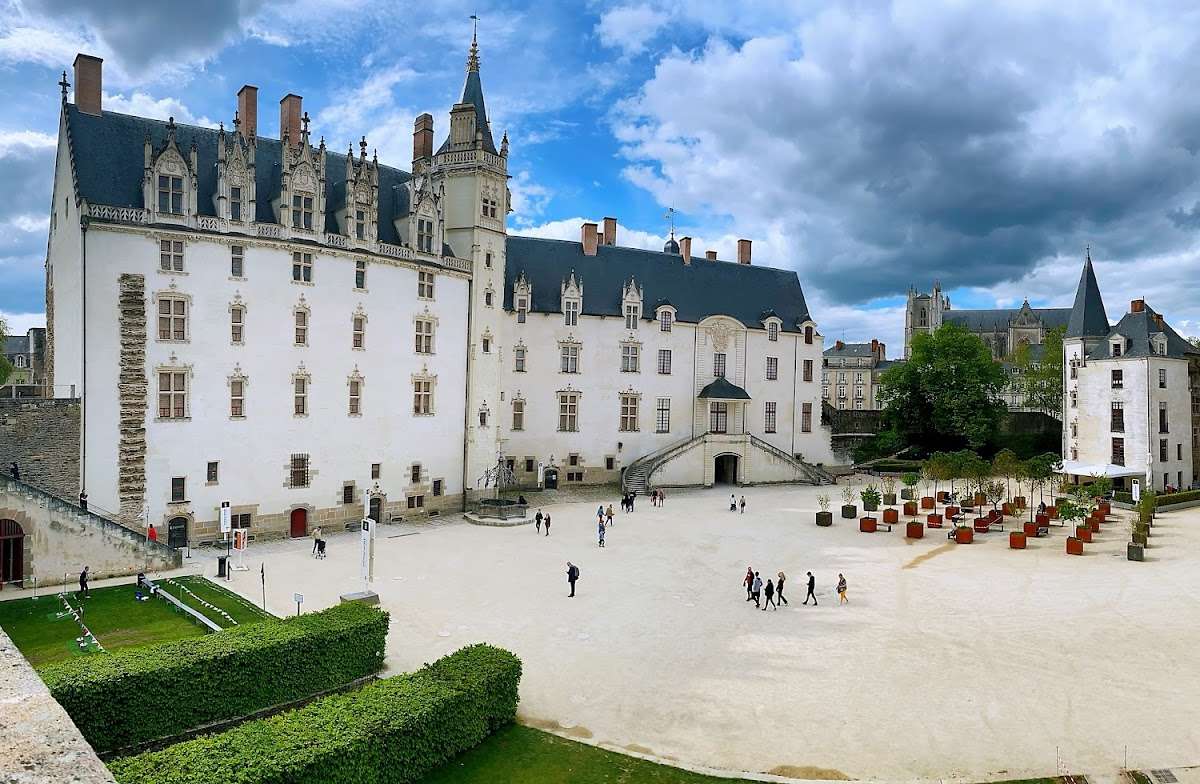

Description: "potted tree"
881 475 898 507
840 484 857 519
900 472 920 501
919 461 938 510
816 494 833 527
1127 513 1145 561
861 484 881 512
993 448 1021 510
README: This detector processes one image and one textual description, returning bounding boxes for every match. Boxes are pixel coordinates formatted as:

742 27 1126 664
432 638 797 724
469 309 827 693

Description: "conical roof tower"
1066 249 1109 338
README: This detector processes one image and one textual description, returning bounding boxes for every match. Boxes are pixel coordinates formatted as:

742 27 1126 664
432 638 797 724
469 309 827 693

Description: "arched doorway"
167 516 188 549
289 508 308 538
368 497 382 524
0 519 24 588
714 454 739 485
543 467 559 490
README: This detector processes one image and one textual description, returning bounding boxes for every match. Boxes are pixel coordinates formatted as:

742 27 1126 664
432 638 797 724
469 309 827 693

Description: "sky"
2 0 1199 354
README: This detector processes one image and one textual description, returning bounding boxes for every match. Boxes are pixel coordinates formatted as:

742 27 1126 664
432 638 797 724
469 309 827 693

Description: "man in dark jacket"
804 571 817 605
566 561 579 597
78 566 90 599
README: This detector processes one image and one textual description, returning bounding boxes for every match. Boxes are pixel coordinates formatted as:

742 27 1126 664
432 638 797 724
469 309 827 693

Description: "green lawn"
418 725 1067 784
0 577 274 668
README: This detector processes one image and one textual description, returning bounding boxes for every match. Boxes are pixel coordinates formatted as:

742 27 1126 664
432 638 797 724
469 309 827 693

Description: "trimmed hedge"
108 644 522 784
41 601 388 753
1113 490 1199 508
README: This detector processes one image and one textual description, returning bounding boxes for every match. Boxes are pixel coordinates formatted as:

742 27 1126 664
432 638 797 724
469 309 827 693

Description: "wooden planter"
1088 518 1101 533
1009 531 1027 549
1066 536 1084 556
920 496 935 510
1098 502 1111 515
1014 496 1027 509
936 491 950 503
1092 510 1106 524
1035 513 1049 526
841 504 857 519
973 493 987 506
973 517 991 534
954 526 974 544
903 501 918 516
883 493 897 506
816 511 833 527
1075 525 1093 543
883 508 899 524
1023 521 1040 537
1127 543 1144 561
926 513 944 528
1002 502 1014 516
1047 506 1058 519
906 521 924 539
859 517 878 533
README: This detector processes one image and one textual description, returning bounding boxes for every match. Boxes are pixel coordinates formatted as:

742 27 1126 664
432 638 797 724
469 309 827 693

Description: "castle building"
1 327 47 394
1062 256 1199 491
821 339 894 410
43 42 834 545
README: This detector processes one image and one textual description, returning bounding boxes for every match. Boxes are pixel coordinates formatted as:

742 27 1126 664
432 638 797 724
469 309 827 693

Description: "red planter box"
883 508 899 524
926 513 944 528
1002 502 1013 516
906 521 924 539
1093 511 1106 524
1088 518 1101 533
1098 502 1111 515
1047 506 1058 519
937 491 950 503
1035 513 1049 526
1010 531 1027 549
973 518 990 534
859 517 878 533
945 505 960 520
921 497 935 510
955 527 974 544
1023 521 1039 537
973 493 987 506
1066 537 1084 555
1014 496 1027 509
1075 525 1093 543
903 501 918 516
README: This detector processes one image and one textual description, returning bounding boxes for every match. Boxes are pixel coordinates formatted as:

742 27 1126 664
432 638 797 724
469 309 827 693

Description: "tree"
0 316 11 387
1187 336 1200 350
878 323 1007 451
1023 452 1059 508
993 448 1021 502
1012 326 1064 415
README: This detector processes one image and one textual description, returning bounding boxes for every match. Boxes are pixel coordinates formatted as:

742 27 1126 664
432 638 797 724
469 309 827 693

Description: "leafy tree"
1187 336 1200 349
1012 326 1065 415
878 324 1007 451
992 448 1021 502
1023 452 1059 507
0 317 11 387
985 480 1006 513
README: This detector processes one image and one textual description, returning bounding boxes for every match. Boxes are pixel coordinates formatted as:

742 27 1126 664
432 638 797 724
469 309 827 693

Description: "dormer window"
625 303 640 330
292 194 314 230
230 187 243 221
660 311 673 332
417 219 434 253
565 299 579 327
768 321 779 342
517 296 528 323
1111 340 1122 357
355 209 366 240
158 175 183 214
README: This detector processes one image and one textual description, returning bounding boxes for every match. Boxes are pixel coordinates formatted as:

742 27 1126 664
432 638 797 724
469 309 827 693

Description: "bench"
876 521 893 532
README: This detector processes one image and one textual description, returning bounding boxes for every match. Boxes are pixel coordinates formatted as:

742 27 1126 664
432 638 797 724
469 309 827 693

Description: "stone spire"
467 16 480 73
1066 247 1109 338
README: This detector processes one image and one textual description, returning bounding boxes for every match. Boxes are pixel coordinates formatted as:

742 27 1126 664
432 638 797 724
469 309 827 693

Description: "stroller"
314 538 327 559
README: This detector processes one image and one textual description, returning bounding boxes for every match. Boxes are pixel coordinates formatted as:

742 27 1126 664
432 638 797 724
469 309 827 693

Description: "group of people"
743 567 847 610
619 492 637 512
729 494 747 513
534 509 552 535
310 526 327 558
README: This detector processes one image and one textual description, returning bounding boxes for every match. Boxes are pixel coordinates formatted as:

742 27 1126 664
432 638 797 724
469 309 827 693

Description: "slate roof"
942 307 1071 332
823 342 876 358
504 236 812 331
436 69 497 156
64 105 412 244
1086 304 1200 360
1066 257 1110 338
697 377 752 400
2 335 29 356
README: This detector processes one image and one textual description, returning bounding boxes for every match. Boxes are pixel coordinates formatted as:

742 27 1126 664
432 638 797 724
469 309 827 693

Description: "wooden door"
289 508 308 538
368 497 382 524
167 517 188 549
0 519 23 588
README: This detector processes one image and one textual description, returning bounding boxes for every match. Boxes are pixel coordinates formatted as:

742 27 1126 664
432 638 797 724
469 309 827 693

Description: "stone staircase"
621 434 834 494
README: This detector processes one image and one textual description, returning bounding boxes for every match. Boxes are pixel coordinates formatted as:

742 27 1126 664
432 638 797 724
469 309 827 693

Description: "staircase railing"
621 435 707 494
747 435 834 485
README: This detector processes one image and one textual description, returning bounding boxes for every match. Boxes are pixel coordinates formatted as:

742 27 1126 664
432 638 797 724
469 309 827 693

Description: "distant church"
904 282 1070 361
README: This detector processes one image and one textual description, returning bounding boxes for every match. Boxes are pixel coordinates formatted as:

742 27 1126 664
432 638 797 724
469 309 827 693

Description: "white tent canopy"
1059 460 1143 479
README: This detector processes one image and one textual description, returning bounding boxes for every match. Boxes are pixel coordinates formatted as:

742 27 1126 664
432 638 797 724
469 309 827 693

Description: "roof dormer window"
1111 340 1122 357
158 175 183 214
292 194 314 230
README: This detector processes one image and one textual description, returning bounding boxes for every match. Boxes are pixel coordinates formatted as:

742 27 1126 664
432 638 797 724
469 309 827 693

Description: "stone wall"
0 626 115 784
0 474 179 587
0 398 81 498
116 273 147 526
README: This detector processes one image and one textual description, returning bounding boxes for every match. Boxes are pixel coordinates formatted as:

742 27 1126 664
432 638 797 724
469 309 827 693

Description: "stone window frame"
294 298 311 347
417 269 436 300
557 387 581 432
620 341 641 373
229 296 246 346
153 288 191 343
416 217 435 255
801 401 812 433
414 309 438 355
291 190 316 230
559 340 581 374
286 452 314 489
655 397 671 433
618 390 641 433
293 364 312 418
154 357 193 422
156 237 186 274
764 401 778 433
228 367 248 419
656 305 676 333
292 251 314 285
621 278 642 330
206 461 219 485
511 394 526 431
352 306 368 351
355 259 368 291
484 284 496 309
347 368 364 417
513 341 527 372
230 244 246 280
766 318 781 342
478 401 491 428
412 368 437 416
766 356 779 381
481 329 494 355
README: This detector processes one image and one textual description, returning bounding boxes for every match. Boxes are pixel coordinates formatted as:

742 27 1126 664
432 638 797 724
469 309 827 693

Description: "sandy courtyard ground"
223 482 1200 781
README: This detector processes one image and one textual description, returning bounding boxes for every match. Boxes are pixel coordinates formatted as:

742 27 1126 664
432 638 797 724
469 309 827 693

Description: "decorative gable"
273 113 327 237
336 137 380 247
213 119 256 224
143 117 198 225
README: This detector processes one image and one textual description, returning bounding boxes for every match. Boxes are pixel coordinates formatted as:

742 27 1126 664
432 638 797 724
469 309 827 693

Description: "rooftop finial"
58 71 70 102
467 14 480 72
664 207 676 240
360 135 368 159
1086 244 1091 263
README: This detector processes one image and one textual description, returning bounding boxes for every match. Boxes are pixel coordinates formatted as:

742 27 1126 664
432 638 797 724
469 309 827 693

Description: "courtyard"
222 482 1200 781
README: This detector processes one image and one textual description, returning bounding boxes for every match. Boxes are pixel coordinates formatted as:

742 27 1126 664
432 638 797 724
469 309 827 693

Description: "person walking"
311 526 322 555
79 491 88 512
598 520 606 548
628 492 636 512
762 576 778 611
78 566 90 599
739 495 747 514
837 573 848 604
659 488 666 506
743 566 754 601
606 504 614 527
544 513 551 536
597 504 605 522
804 571 818 605
9 461 18 480
729 493 737 512
566 561 579 597
147 525 158 543
776 571 788 605
751 571 763 608
535 509 543 534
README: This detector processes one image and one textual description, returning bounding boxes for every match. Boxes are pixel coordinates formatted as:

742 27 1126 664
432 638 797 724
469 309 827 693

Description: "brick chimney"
602 217 617 246
73 53 103 116
1130 299 1145 314
871 339 879 353
679 237 692 265
581 222 598 256
236 85 258 137
705 250 717 261
835 340 845 350
737 239 752 265
413 113 433 161
279 94 303 143
1153 313 1164 330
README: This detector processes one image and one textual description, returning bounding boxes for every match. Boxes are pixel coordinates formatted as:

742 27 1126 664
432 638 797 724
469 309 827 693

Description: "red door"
289 508 308 538
0 519 24 590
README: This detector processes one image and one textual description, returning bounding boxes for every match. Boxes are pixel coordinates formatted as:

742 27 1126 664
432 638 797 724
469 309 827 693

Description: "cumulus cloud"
103 92 216 127
614 1 1200 318
596 5 670 56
